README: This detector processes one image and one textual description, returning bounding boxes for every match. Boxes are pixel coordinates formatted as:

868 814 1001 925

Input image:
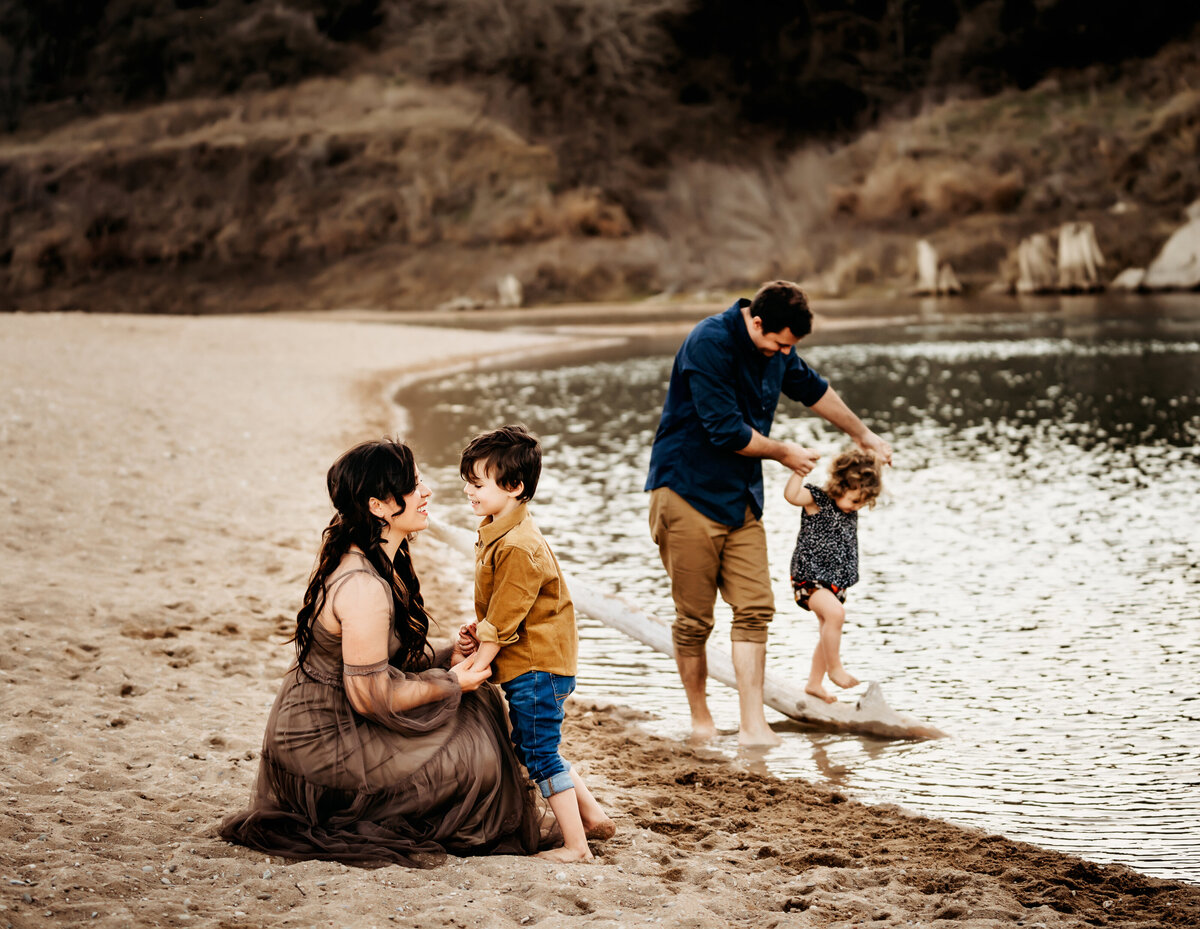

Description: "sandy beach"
1 311 1196 929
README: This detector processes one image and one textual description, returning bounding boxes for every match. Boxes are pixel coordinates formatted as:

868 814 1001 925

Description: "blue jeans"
501 671 575 798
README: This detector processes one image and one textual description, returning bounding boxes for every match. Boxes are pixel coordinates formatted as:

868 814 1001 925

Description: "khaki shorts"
648 487 774 656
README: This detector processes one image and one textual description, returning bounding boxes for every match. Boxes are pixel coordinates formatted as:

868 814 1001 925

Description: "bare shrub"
1114 89 1200 207
520 256 655 304
383 0 688 184
0 76 559 295
492 188 633 244
839 157 1024 222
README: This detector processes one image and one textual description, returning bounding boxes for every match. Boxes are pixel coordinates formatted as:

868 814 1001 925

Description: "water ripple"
402 332 1200 883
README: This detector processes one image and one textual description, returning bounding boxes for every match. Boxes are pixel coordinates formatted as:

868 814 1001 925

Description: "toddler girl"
784 448 884 704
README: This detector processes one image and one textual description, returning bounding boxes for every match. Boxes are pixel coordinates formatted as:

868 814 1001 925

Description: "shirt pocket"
473 560 495 609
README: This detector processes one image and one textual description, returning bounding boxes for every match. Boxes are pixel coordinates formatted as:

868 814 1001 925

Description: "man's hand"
809 388 893 466
854 430 893 466
736 430 820 474
776 442 821 476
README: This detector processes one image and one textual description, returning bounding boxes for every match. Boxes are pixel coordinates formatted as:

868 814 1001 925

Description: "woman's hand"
449 657 492 692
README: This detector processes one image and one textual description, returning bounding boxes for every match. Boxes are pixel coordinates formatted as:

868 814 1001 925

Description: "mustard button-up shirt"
473 503 578 684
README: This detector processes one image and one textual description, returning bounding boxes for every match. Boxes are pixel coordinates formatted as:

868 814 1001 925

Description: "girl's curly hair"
824 447 884 507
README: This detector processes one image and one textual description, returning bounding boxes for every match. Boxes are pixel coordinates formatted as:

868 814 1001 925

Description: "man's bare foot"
828 669 859 689
738 726 782 748
583 817 616 841
805 683 837 704
688 720 719 743
537 845 594 862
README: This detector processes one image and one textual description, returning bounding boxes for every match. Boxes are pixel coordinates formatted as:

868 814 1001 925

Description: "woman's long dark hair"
291 439 433 676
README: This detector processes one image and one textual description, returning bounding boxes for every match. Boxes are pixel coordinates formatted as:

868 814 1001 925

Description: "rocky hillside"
2 1 1198 311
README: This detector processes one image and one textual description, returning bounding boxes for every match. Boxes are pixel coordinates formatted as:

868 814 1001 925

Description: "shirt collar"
724 297 766 365
477 501 529 546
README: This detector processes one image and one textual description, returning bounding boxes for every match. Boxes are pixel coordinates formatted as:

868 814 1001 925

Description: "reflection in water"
402 331 1200 883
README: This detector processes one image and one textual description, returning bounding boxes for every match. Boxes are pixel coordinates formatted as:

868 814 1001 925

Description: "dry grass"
3 32 1199 311
0 75 560 301
830 156 1024 222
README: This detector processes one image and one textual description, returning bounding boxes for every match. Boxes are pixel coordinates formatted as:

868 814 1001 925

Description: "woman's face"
378 470 433 536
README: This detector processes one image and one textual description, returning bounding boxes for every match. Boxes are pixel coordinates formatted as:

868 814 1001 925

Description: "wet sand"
1 311 1196 928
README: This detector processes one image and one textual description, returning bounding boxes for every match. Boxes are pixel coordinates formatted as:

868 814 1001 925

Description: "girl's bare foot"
828 669 859 689
583 817 616 841
738 726 782 748
537 845 594 862
805 683 837 704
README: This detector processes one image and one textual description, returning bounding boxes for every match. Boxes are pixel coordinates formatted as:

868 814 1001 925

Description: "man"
645 280 892 745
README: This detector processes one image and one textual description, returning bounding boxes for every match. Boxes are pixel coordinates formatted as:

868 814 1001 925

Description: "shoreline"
1 312 1196 928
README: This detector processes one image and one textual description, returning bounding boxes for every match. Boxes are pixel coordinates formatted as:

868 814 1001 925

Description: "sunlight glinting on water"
403 334 1200 883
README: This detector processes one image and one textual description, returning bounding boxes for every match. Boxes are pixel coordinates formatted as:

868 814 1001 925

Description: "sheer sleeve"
332 571 462 732
342 660 461 735
402 642 456 672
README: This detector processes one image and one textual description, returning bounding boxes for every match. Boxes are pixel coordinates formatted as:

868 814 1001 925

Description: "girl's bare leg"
805 620 836 703
810 588 859 690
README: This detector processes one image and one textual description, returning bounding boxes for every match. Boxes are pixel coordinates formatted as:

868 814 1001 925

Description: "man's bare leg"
731 641 781 747
569 768 615 840
811 589 859 690
805 623 836 703
675 652 718 741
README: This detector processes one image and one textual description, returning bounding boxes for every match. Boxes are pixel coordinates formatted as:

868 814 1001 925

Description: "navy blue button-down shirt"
644 300 829 527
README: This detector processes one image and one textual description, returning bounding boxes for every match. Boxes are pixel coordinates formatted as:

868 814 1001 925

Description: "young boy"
456 424 613 862
784 447 884 704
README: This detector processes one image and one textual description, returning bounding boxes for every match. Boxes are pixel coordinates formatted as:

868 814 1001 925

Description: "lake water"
398 295 1200 883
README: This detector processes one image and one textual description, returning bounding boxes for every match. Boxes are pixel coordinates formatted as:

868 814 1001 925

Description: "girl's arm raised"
783 471 814 507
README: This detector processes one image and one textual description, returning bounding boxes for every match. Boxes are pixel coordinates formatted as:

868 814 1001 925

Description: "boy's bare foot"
805 684 837 704
583 817 616 841
688 721 719 743
828 669 859 689
537 845 594 862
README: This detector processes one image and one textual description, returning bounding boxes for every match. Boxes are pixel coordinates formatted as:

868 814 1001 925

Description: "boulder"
1110 267 1146 291
497 273 523 308
913 239 962 296
915 239 939 294
1016 233 1056 293
936 263 962 295
1057 221 1104 291
1142 217 1200 290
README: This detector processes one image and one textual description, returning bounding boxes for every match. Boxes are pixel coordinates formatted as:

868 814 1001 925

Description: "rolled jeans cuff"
536 764 574 799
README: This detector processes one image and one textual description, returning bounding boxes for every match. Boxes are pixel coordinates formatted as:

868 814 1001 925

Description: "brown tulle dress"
219 552 543 866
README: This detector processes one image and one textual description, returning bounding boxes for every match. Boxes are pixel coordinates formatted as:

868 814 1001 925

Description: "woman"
220 439 543 865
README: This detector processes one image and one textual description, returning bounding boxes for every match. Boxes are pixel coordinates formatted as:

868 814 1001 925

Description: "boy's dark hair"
749 280 812 337
459 424 541 502
824 447 884 508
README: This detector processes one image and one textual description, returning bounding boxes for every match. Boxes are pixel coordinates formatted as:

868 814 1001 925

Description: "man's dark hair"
459 424 541 502
748 280 812 337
